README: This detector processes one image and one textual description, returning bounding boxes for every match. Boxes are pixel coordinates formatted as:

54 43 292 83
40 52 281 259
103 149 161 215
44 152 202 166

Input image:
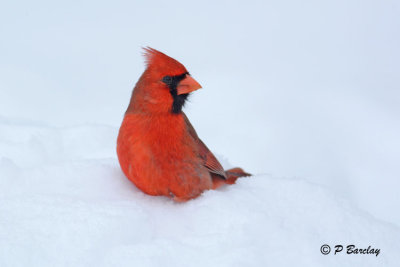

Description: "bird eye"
162 76 172 84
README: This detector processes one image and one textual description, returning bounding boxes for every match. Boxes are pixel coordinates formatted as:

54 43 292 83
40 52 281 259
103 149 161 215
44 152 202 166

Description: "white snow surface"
1 120 399 267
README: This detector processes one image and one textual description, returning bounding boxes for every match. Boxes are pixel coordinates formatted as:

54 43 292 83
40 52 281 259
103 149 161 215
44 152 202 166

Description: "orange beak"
177 75 202 95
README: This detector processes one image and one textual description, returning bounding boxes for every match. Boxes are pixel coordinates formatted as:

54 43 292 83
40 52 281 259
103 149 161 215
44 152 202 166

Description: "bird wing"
183 113 227 179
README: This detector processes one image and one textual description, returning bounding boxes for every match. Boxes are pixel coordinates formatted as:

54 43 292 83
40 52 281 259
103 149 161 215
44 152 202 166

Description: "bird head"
128 47 202 114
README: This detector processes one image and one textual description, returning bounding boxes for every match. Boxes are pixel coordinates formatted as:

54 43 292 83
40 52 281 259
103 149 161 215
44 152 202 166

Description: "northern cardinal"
117 47 250 201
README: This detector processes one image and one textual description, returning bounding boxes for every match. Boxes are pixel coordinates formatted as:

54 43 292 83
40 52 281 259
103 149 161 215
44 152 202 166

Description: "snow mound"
1 119 399 267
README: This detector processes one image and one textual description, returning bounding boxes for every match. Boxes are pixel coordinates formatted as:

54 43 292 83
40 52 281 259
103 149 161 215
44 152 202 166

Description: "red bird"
117 48 250 201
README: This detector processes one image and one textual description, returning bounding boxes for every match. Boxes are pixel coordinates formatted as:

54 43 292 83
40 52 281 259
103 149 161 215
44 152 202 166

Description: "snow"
1 0 400 266
1 120 400 266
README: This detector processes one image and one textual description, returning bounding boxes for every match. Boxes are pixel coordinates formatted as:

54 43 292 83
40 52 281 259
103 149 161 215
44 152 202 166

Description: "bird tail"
211 168 251 189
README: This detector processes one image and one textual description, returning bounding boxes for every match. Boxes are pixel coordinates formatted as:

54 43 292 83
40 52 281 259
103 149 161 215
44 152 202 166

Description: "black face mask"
162 72 189 114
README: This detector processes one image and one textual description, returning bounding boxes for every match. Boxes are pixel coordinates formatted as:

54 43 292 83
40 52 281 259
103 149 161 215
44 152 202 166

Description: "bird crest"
142 47 187 75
